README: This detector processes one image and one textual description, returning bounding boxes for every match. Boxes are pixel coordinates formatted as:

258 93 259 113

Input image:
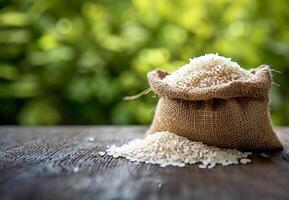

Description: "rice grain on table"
106 131 251 169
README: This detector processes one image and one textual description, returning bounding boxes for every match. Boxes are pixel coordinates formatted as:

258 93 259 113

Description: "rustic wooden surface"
0 126 289 200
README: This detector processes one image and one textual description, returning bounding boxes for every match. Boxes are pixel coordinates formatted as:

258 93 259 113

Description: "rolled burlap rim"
147 65 272 101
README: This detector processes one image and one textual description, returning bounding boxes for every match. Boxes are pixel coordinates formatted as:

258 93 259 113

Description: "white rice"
162 54 253 89
105 131 251 169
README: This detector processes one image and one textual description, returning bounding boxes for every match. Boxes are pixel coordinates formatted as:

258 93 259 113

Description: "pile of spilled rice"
101 54 283 169
105 131 251 169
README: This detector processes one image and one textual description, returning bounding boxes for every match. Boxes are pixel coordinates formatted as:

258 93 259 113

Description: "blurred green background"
0 0 288 125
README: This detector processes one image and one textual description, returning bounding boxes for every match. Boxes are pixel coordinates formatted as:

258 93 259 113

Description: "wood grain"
0 126 289 200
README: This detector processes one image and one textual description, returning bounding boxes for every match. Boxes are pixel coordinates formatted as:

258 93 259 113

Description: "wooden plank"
0 126 289 200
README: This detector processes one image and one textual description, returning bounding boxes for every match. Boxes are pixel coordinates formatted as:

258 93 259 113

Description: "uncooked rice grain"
162 53 253 89
105 131 252 169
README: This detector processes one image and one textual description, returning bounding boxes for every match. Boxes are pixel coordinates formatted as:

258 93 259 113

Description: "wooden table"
0 126 289 200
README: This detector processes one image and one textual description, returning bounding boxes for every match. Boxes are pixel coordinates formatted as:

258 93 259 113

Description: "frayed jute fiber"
147 65 283 151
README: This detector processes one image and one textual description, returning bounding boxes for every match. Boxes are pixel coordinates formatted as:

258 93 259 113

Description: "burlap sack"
147 65 283 151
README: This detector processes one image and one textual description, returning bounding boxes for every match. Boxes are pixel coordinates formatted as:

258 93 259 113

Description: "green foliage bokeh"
0 0 288 125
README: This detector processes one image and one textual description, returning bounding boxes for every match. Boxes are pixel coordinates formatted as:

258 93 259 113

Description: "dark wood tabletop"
0 126 289 200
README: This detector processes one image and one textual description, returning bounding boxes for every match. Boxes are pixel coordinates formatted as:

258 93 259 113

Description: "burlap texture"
147 65 283 151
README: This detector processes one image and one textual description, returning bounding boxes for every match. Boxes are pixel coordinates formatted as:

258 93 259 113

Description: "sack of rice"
147 54 283 151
